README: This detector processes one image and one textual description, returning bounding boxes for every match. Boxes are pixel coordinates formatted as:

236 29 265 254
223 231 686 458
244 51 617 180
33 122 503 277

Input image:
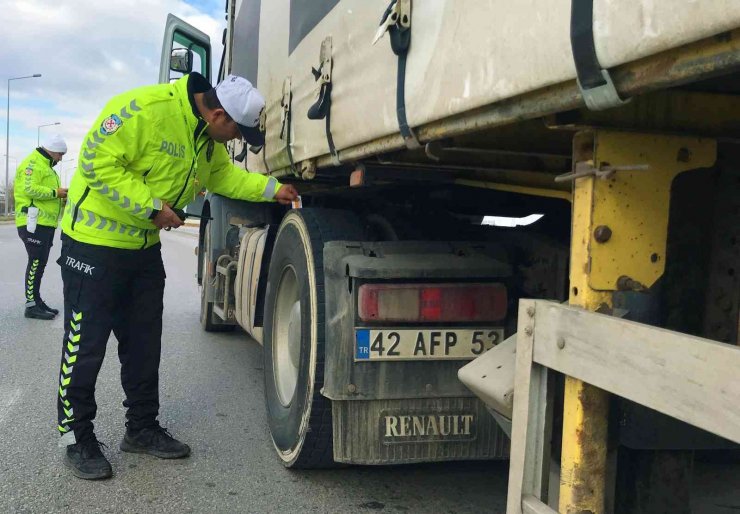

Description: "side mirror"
170 48 193 74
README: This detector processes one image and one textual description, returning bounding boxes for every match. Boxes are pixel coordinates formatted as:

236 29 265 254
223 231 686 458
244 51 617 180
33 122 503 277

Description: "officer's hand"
56 188 68 199
275 184 299 205
153 204 184 230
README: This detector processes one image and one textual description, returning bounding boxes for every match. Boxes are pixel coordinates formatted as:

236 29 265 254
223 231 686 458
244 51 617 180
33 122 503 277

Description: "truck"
160 2 740 512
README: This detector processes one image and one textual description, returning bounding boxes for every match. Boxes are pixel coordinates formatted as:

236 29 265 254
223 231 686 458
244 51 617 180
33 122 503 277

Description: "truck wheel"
200 225 235 332
263 209 363 468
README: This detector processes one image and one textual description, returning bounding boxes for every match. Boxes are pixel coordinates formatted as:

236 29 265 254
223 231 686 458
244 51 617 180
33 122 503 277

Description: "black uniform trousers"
56 234 166 444
17 225 55 307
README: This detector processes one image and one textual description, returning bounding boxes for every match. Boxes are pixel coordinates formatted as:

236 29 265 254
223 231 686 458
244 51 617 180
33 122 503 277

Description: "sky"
0 0 226 192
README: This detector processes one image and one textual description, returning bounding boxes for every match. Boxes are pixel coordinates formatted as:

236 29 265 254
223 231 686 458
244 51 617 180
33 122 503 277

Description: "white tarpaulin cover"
247 0 740 172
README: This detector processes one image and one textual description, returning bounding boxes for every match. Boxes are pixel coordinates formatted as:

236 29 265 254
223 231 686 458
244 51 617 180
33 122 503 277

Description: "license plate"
355 328 503 361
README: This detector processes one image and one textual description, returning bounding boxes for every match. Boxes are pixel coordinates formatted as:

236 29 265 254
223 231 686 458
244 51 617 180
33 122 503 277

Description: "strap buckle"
373 0 400 45
308 37 333 121
578 70 629 111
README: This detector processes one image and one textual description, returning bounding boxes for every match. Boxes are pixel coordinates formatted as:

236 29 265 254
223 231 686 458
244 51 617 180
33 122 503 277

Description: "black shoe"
64 438 113 480
24 304 55 320
38 300 59 316
120 426 191 459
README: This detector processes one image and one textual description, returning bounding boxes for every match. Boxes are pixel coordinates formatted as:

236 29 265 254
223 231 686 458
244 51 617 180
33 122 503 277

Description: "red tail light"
358 283 507 323
420 288 442 320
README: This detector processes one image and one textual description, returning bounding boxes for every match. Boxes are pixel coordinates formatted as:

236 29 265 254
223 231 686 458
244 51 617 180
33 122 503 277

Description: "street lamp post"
1 154 17 214
5 73 42 216
38 121 61 146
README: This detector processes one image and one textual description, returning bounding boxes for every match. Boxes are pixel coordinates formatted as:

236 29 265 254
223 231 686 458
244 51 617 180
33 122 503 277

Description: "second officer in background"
14 134 68 319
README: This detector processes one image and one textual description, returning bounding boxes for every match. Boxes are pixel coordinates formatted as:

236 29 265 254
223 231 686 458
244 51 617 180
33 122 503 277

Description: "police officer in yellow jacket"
57 73 298 479
14 135 68 320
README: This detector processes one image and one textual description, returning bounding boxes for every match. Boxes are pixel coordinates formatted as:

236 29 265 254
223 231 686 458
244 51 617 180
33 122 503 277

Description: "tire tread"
282 209 363 469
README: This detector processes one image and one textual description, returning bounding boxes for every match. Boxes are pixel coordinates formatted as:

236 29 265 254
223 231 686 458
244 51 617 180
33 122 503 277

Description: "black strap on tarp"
391 31 418 148
262 135 270 173
570 0 605 90
570 0 628 110
285 108 297 175
280 87 299 176
381 1 420 149
308 74 340 164
324 92 339 164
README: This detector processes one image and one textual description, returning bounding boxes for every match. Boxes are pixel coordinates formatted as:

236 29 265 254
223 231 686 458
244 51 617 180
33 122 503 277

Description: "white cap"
215 75 265 146
42 134 67 154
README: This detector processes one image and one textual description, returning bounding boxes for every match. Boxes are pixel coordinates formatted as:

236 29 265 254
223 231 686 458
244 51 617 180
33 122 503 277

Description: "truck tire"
263 209 364 468
200 225 235 332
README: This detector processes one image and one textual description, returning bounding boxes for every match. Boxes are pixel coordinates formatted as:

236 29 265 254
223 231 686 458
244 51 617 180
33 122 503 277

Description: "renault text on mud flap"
381 412 476 444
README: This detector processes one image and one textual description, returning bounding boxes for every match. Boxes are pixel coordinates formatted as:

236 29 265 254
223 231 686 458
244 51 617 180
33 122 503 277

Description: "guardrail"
506 300 740 514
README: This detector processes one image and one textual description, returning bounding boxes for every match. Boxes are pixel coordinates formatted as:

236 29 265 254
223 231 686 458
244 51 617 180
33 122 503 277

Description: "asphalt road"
0 222 737 514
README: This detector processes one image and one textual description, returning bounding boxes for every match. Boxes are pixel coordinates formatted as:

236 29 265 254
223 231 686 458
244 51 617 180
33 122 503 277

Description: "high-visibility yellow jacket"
62 73 281 249
14 148 62 228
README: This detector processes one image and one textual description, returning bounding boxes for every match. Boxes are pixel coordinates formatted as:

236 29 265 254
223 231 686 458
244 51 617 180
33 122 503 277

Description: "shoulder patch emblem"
100 114 123 136
25 168 33 176
206 140 214 163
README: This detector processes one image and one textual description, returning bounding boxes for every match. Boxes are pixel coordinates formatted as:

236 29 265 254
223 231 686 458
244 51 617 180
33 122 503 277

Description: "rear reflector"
349 168 365 187
358 283 507 323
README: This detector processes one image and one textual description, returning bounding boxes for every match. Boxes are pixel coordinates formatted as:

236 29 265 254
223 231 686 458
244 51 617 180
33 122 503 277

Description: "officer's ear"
212 108 231 123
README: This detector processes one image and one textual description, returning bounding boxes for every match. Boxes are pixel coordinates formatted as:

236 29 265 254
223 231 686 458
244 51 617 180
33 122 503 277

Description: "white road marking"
0 388 22 424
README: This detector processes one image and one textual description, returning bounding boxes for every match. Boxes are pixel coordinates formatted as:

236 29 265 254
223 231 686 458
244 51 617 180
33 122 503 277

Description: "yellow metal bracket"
560 130 717 514
581 131 716 291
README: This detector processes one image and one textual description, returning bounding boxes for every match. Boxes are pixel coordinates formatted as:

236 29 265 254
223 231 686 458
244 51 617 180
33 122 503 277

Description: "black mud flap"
322 240 513 464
